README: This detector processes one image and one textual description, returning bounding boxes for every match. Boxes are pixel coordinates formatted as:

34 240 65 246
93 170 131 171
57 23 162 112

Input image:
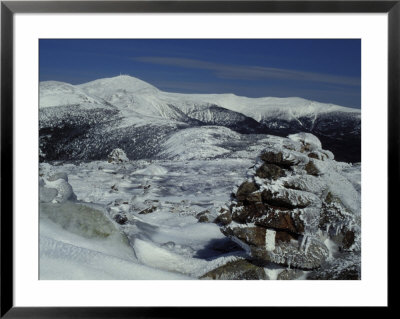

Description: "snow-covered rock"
40 173 76 203
45 178 76 203
107 148 129 163
200 259 268 280
307 252 361 279
216 134 361 272
288 132 322 151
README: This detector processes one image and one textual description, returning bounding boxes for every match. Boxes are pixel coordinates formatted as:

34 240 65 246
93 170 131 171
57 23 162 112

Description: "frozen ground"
39 156 258 279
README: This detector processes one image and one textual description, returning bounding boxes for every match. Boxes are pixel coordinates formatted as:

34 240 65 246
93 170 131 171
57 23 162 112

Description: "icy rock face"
107 148 129 163
217 133 361 271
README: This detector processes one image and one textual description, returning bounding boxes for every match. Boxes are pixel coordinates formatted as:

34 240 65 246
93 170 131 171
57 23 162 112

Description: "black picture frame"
1 0 395 317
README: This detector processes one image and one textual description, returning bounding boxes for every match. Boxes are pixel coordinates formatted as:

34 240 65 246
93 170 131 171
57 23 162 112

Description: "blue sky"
40 39 361 108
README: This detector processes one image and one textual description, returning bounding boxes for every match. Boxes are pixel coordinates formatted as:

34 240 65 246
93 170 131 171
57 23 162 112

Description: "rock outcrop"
107 148 129 163
215 133 361 273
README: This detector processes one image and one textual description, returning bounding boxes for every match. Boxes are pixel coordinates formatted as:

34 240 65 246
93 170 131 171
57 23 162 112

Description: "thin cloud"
133 56 360 87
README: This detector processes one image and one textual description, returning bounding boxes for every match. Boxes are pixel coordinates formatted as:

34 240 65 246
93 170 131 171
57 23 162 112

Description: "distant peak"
77 74 159 93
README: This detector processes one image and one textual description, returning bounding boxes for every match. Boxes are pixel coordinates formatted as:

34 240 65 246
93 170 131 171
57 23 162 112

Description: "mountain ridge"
40 75 360 118
39 75 361 163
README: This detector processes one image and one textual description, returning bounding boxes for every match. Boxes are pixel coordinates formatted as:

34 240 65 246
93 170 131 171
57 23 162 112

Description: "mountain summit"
78 75 159 96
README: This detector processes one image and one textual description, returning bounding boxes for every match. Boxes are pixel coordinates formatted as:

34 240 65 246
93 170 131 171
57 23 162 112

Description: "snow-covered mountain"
39 75 361 162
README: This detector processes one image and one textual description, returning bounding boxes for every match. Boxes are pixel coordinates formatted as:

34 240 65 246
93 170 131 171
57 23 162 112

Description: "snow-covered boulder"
288 132 322 151
107 148 129 163
46 179 76 203
39 173 77 203
216 134 360 273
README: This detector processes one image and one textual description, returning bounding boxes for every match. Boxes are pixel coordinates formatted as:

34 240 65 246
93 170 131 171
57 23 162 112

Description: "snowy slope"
40 81 112 109
158 92 359 123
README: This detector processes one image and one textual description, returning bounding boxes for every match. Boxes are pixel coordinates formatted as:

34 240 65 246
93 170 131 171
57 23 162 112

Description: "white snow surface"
39 154 253 279
39 81 111 109
160 126 240 160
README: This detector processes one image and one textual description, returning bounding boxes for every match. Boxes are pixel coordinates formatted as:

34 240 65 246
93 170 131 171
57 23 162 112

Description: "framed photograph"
1 0 395 316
